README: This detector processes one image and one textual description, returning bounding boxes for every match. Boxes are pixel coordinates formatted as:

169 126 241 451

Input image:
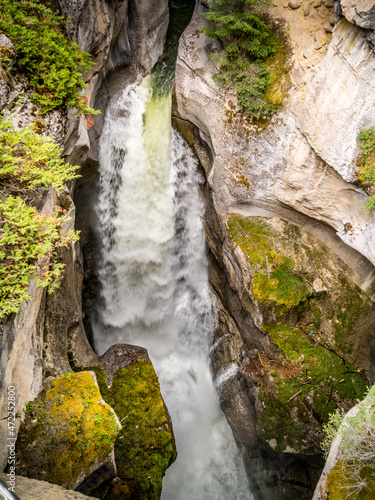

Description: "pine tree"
202 0 277 118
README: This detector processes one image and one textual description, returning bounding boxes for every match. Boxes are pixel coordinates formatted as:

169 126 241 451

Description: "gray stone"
304 3 311 16
0 33 15 56
0 473 96 499
340 0 375 29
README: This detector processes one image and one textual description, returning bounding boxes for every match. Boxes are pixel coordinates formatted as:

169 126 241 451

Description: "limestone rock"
340 0 375 29
14 371 121 490
292 19 375 185
303 45 316 57
0 473 96 500
324 0 335 8
174 8 375 268
289 0 302 9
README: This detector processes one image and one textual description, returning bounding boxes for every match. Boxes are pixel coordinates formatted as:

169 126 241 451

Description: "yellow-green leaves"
0 119 79 192
357 126 375 211
0 0 97 116
0 196 79 317
0 119 80 318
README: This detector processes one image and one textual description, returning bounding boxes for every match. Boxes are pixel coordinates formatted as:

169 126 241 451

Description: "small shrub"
322 386 375 498
0 118 80 317
202 0 282 118
0 0 98 116
0 119 79 191
357 127 375 211
0 196 79 317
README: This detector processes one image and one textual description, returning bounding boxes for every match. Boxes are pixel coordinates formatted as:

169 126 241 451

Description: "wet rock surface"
173 0 375 498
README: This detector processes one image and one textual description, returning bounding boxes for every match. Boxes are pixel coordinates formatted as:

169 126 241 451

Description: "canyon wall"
0 1 175 497
173 0 375 498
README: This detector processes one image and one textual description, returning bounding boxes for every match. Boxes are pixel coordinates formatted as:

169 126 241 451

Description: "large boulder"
14 371 121 489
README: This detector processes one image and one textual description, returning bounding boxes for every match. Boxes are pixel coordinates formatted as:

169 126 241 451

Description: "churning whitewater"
92 74 253 500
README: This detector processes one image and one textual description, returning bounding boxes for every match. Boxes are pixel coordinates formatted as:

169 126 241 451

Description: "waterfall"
92 73 253 499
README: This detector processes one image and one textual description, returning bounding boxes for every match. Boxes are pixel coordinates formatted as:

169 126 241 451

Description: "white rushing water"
92 74 253 500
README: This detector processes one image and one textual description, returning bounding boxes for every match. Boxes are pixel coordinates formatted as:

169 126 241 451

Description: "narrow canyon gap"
89 1 253 498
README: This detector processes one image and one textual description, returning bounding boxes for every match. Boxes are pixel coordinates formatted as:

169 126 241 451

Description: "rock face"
61 0 169 166
340 0 375 29
0 1 175 496
0 473 97 500
14 371 121 489
173 0 375 498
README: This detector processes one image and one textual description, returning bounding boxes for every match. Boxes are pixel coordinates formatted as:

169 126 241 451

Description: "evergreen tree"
202 0 277 118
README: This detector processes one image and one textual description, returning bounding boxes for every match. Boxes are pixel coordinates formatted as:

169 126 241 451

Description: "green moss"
327 460 375 499
16 371 120 488
227 214 313 307
356 126 375 211
258 323 367 451
264 31 291 108
91 360 176 500
227 213 373 453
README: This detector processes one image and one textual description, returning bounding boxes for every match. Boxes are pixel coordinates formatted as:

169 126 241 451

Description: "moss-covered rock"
91 359 177 500
15 371 120 489
227 213 374 454
327 460 375 499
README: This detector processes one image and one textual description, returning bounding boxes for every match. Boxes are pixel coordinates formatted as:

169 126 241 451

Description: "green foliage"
0 119 78 191
0 119 80 318
0 195 79 317
202 0 281 118
25 401 34 415
357 127 375 211
323 386 375 498
321 408 345 456
0 0 98 115
227 214 313 306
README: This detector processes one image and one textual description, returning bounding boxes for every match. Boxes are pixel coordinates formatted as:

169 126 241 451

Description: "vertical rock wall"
173 0 375 498
0 0 170 488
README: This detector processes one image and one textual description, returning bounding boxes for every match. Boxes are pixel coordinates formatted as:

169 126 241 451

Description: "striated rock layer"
173 0 375 498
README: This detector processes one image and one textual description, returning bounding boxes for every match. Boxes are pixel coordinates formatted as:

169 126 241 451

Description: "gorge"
1 0 375 499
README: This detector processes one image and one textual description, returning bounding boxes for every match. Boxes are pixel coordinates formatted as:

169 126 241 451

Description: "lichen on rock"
226 213 373 454
14 371 120 489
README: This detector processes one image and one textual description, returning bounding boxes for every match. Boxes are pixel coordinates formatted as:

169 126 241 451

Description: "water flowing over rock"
173 0 375 498
89 71 252 499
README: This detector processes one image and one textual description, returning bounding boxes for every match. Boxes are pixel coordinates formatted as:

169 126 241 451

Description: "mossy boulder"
15 371 121 489
326 460 375 499
227 214 375 454
92 359 177 500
